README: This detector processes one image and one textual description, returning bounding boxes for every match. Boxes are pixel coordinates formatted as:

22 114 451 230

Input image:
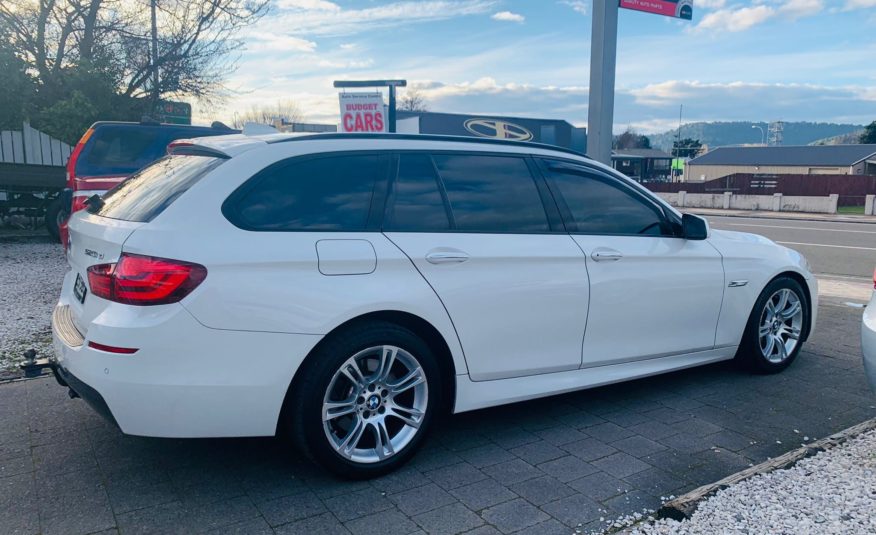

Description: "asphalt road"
705 215 876 281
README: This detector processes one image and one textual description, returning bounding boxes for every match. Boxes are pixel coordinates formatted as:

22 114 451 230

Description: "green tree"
673 138 703 158
613 128 651 150
861 121 876 144
0 27 34 129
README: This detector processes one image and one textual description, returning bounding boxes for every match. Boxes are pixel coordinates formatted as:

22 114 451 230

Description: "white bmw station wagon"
53 133 816 477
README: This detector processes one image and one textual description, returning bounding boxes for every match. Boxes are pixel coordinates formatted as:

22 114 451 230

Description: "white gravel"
623 428 876 535
0 241 68 373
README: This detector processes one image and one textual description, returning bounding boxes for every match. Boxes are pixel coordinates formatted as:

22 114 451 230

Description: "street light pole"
586 0 619 165
752 124 765 145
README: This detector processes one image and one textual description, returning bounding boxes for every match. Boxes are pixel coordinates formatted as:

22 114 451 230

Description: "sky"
201 0 876 134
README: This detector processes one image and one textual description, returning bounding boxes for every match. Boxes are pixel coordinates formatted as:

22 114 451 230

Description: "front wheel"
736 276 809 373
288 322 441 478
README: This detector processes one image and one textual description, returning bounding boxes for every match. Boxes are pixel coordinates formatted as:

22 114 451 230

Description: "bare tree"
231 100 304 129
398 87 428 112
0 0 269 104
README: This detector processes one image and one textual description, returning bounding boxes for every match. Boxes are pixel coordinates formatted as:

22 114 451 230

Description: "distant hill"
648 121 864 151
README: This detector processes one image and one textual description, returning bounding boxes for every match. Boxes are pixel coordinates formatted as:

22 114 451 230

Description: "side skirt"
453 347 737 413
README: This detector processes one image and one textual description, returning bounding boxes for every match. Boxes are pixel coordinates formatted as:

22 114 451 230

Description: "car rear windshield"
92 155 223 222
74 124 225 177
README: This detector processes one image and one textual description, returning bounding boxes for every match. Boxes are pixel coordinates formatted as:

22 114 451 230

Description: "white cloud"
244 34 317 52
268 1 498 36
695 5 775 32
697 0 728 8
779 0 824 18
275 0 341 10
491 10 525 22
844 0 876 8
559 1 587 15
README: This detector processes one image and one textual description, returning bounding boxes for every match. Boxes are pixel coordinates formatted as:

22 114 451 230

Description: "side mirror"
682 213 709 240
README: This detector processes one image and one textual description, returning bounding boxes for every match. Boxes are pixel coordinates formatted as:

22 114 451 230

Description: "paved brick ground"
1 299 873 535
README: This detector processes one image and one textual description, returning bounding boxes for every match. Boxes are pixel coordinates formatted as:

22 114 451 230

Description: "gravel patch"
0 241 67 373
622 428 876 534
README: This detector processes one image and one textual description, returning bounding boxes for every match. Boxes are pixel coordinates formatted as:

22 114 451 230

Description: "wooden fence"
0 123 72 167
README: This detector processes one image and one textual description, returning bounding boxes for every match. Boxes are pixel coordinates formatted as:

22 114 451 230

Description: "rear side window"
543 162 670 236
432 154 549 233
384 154 451 231
227 154 386 231
75 125 227 177
95 155 223 222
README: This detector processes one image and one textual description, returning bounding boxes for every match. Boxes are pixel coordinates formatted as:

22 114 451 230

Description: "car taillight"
86 254 207 306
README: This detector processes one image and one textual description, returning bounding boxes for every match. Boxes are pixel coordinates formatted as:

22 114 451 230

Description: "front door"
540 160 725 368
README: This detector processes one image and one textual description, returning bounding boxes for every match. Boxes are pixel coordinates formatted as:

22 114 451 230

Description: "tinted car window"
75 124 231 177
384 154 450 231
544 163 669 236
433 154 549 233
95 155 223 222
230 154 385 231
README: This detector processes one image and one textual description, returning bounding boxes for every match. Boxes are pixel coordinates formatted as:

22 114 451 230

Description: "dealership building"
687 144 876 181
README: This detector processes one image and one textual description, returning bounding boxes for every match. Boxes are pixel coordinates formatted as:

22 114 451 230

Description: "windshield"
93 155 224 222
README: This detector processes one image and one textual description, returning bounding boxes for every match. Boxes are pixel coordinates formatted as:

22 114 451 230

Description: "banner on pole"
619 0 693 20
339 93 386 133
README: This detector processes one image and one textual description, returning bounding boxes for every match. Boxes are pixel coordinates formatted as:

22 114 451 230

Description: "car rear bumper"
51 297 323 438
862 292 876 391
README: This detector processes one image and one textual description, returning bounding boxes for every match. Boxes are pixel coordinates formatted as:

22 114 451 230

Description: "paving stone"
425 461 487 490
389 483 457 516
508 440 566 465
257 490 327 526
449 478 517 511
591 452 652 479
611 435 667 457
508 475 576 506
604 489 662 514
412 503 484 535
456 444 517 468
708 430 756 452
659 432 720 454
671 418 724 437
369 466 429 495
274 512 350 535
480 498 549 534
209 516 275 534
323 487 395 522
346 508 419 535
411 447 464 473
0 472 39 535
464 526 503 535
561 438 617 461
567 471 634 501
533 426 588 446
626 420 679 441
485 428 540 450
539 494 603 528
481 459 541 486
623 467 686 497
513 518 573 535
601 410 652 428
117 496 260 535
640 407 691 425
536 455 598 483
583 422 635 443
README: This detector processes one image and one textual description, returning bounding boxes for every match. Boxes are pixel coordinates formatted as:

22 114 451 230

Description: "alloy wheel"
322 345 428 464
758 288 804 363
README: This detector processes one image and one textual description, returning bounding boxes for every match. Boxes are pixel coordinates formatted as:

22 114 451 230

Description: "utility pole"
586 0 619 165
150 0 159 108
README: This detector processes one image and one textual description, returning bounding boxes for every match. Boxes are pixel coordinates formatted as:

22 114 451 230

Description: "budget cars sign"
619 0 693 20
339 92 386 133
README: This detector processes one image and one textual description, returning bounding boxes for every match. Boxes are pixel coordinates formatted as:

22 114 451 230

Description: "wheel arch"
276 310 459 435
767 270 813 342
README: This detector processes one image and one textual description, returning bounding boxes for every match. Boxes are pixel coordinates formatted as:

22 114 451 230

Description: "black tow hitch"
19 348 69 391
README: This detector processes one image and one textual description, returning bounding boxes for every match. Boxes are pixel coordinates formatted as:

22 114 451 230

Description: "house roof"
612 148 672 159
688 144 876 167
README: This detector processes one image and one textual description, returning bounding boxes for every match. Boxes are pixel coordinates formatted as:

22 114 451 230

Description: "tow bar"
19 348 73 394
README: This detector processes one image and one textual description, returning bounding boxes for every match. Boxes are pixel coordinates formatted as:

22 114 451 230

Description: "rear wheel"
45 198 67 242
288 322 441 478
736 277 808 373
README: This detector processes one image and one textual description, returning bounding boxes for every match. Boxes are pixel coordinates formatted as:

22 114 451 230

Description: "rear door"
539 160 725 367
384 152 590 381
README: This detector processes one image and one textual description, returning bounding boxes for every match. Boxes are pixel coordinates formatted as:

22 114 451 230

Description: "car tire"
287 321 442 479
736 276 809 374
45 198 67 243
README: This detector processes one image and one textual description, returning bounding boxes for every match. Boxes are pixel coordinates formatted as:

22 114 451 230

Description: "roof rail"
266 133 590 158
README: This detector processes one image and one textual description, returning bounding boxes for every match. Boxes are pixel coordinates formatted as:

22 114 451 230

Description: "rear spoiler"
166 140 231 159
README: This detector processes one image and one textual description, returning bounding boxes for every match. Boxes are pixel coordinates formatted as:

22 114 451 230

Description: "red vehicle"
59 121 236 245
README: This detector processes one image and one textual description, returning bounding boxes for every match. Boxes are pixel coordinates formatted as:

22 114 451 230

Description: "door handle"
591 249 623 262
426 251 469 264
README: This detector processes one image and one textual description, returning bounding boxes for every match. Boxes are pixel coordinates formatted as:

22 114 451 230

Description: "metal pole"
388 86 397 133
586 0 619 165
151 0 159 107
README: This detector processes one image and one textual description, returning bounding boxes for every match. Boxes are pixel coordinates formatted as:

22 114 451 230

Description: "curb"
655 417 876 521
689 209 876 224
